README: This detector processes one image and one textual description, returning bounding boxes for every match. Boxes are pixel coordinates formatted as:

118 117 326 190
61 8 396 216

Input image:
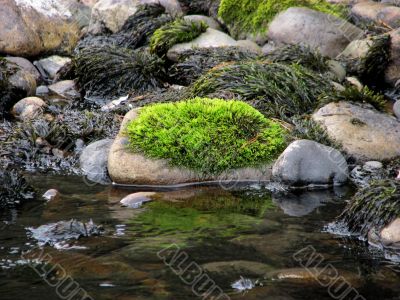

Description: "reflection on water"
0 174 399 300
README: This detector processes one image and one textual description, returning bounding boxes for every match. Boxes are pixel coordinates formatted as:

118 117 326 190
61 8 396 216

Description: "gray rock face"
108 109 273 185
313 101 400 161
35 56 71 80
167 28 239 62
272 140 348 186
80 139 114 184
267 7 364 58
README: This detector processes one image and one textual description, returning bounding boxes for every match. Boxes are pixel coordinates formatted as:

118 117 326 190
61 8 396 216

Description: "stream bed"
0 174 399 300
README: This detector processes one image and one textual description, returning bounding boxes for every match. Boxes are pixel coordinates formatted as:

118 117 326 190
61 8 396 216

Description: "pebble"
42 189 60 201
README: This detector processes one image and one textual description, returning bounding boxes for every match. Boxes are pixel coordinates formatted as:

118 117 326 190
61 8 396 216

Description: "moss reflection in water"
129 190 275 240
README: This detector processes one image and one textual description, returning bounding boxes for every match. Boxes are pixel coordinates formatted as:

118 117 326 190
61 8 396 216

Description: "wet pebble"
42 189 60 201
120 192 156 208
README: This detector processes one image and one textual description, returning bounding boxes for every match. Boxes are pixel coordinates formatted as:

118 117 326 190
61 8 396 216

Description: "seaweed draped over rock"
76 4 172 51
218 0 348 39
0 169 35 210
188 60 333 119
336 180 400 238
3 105 120 173
126 98 287 175
74 46 166 99
169 47 259 85
149 18 208 57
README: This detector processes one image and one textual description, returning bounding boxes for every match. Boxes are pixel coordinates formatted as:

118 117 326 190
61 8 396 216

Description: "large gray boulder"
80 139 114 184
0 0 80 57
107 109 273 185
267 7 364 58
313 101 400 161
272 140 348 186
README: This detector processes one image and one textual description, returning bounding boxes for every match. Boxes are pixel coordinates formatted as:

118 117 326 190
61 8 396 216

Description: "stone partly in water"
267 7 364 58
80 139 114 184
28 219 103 247
313 101 400 161
272 140 348 186
0 0 80 57
120 192 156 208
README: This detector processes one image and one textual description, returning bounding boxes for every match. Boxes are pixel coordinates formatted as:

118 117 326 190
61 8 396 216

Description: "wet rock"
380 218 400 248
8 66 37 98
0 0 80 57
202 261 273 277
108 109 273 185
80 139 113 184
351 2 400 28
267 7 364 58
167 28 239 62
28 219 103 246
4 57 41 83
48 80 80 99
35 56 72 81
11 97 46 120
120 192 156 208
386 29 400 87
313 101 400 161
42 189 60 201
183 14 221 30
272 140 348 186
394 101 400 119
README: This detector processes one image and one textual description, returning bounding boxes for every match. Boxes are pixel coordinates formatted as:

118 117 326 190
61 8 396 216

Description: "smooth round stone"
120 192 156 208
42 189 60 201
393 101 400 119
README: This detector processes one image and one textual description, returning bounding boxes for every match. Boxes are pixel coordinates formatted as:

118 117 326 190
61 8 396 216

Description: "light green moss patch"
126 98 287 175
149 18 208 57
218 0 348 38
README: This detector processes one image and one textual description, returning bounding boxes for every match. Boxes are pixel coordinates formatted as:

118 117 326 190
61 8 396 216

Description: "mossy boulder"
218 0 348 43
108 98 287 185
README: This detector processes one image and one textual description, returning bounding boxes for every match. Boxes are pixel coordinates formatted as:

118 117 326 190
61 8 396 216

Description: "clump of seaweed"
263 45 329 73
336 180 400 238
319 86 387 111
168 47 258 85
341 35 391 88
0 169 35 210
74 46 166 99
76 4 172 51
126 98 287 175
188 60 333 120
218 0 348 39
149 18 208 57
3 105 120 173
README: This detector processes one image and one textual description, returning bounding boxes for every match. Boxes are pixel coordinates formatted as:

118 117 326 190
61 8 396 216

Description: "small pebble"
42 189 60 201
120 192 156 208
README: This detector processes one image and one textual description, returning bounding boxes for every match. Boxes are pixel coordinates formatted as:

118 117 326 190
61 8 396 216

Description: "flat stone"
313 101 400 161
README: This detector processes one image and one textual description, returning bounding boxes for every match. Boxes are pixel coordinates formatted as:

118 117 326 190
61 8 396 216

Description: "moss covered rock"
108 98 287 185
218 0 348 42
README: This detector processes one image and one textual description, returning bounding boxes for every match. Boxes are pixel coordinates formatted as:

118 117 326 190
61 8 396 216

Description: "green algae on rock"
188 61 333 119
218 0 348 40
149 18 208 57
126 98 287 175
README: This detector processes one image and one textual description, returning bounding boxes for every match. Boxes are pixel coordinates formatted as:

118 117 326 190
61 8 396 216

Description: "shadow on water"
0 174 399 300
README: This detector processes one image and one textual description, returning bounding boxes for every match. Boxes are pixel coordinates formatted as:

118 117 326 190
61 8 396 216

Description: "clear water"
0 174 399 300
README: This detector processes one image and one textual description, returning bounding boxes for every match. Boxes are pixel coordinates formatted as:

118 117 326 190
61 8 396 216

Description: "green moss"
337 180 400 238
149 18 208 57
74 46 166 98
188 61 333 120
319 86 387 111
126 98 287 175
218 0 348 38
